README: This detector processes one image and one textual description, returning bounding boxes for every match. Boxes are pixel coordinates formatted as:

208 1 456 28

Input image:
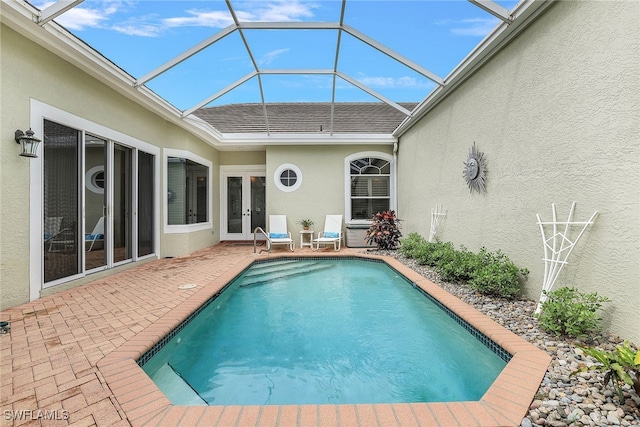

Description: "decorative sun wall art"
463 142 487 193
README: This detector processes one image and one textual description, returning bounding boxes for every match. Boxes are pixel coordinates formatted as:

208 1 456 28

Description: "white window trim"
29 99 161 299
274 163 302 192
344 151 396 225
163 148 213 234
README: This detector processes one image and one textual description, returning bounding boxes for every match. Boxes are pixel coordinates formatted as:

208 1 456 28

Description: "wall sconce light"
15 128 41 158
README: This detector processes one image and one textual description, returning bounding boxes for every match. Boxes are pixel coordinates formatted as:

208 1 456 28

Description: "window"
346 154 394 222
164 149 212 233
274 163 302 192
167 157 209 225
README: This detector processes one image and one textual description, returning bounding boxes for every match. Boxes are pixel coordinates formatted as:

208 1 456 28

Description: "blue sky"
36 0 518 111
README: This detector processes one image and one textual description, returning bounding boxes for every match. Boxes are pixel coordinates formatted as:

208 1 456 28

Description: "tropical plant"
537 287 610 338
366 210 402 250
573 341 640 400
296 218 315 229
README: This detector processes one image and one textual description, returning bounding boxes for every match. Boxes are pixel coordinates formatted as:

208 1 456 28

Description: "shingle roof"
193 103 417 134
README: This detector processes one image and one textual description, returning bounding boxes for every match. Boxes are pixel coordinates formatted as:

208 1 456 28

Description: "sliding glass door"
84 135 107 271
43 119 155 285
113 144 132 263
43 121 81 282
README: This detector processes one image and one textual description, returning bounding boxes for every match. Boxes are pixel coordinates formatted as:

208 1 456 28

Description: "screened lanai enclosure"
7 0 548 142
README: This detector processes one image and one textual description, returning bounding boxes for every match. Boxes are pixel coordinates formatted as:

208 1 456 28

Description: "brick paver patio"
1 243 550 426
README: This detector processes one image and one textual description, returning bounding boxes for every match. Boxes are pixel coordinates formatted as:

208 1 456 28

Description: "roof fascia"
210 132 398 150
394 0 556 137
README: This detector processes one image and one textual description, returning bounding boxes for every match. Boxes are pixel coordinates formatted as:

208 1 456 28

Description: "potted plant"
296 219 315 230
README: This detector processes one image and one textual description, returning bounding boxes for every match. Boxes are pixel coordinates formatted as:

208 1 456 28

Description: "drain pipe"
393 141 399 213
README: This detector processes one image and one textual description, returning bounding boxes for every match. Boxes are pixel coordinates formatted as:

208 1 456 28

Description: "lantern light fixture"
14 128 41 158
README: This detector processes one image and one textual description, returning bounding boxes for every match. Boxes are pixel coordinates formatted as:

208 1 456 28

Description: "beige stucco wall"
397 1 640 343
266 145 393 234
220 151 266 166
0 24 220 307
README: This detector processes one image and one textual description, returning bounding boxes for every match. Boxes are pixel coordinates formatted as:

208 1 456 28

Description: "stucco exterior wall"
0 24 220 307
397 1 639 343
266 145 393 233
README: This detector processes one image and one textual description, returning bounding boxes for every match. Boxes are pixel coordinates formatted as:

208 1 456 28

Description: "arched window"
345 153 394 223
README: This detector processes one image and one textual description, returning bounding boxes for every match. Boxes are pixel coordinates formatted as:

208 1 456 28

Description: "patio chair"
263 215 294 252
45 216 75 252
85 216 105 251
313 215 343 251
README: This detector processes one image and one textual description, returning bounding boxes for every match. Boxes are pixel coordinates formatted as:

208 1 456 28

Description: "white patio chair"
265 215 294 252
313 215 343 251
85 216 105 251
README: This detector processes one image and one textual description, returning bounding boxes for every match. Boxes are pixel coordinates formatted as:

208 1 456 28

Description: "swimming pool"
139 258 508 406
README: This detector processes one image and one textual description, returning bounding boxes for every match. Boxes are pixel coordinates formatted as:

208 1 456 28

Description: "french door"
220 167 266 240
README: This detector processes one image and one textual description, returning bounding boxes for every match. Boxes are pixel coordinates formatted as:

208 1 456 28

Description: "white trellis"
429 204 447 242
535 202 598 314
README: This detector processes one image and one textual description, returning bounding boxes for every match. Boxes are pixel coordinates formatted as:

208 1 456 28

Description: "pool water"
141 258 507 406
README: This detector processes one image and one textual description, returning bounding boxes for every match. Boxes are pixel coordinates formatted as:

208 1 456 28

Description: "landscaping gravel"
377 250 640 427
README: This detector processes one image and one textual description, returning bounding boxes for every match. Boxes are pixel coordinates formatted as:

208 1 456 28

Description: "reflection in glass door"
250 176 266 233
84 135 107 271
222 170 266 240
113 144 132 263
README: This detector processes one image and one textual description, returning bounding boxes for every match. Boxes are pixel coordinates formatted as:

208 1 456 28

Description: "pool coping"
97 252 551 427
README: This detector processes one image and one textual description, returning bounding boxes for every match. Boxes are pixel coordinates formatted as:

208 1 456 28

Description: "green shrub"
537 287 610 338
411 241 455 267
467 248 528 299
399 234 527 299
399 233 426 258
436 246 480 283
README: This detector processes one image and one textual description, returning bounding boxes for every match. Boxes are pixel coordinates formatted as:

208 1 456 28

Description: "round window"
274 163 302 192
86 166 105 194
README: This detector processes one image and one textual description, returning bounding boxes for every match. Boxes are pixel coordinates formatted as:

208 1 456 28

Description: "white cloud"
111 24 164 37
252 0 316 22
442 17 499 37
356 74 431 90
258 48 290 66
34 0 317 37
163 10 234 28
34 1 111 30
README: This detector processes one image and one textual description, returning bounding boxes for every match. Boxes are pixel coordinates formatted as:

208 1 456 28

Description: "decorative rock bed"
379 250 640 426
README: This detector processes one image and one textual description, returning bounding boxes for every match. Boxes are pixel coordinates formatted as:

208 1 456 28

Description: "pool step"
240 262 334 287
243 260 300 276
153 363 208 406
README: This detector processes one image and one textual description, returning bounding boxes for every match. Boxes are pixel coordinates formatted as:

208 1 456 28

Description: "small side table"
299 229 315 248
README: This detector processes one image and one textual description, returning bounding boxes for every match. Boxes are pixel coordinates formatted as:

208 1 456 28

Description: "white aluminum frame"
1 0 553 146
